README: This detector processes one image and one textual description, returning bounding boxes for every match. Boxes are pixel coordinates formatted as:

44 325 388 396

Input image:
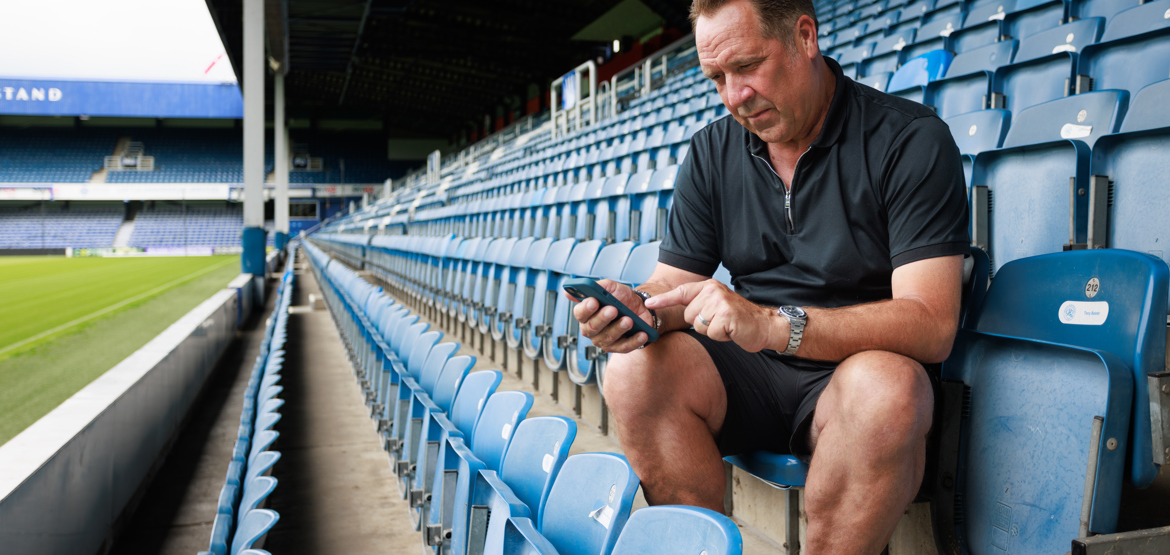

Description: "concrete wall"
0 286 242 555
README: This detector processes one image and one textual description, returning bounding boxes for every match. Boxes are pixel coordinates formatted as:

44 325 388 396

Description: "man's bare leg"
803 350 934 554
602 332 728 511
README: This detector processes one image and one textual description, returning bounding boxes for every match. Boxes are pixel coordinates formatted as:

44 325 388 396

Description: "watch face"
781 305 807 319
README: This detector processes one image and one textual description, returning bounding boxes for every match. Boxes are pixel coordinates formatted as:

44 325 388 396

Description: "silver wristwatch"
631 289 661 332
778 305 807 356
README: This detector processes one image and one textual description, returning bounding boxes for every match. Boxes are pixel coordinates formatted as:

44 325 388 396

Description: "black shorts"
683 330 837 463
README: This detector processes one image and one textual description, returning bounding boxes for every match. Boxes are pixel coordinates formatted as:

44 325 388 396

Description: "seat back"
968 249 1168 486
1013 18 1103 64
1001 89 1128 149
471 391 534 471
538 453 641 555
1099 0 1170 41
888 49 954 91
499 416 577 524
610 506 743 555
450 371 504 438
405 330 444 380
432 355 476 413
620 241 661 285
229 509 279 555
945 109 1010 156
418 341 460 394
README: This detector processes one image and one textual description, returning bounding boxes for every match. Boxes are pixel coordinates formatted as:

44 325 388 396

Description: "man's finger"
606 332 648 354
645 281 703 309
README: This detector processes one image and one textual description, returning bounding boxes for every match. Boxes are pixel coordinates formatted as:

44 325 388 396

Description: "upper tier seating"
0 129 115 183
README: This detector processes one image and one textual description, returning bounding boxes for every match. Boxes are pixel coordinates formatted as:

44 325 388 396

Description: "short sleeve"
882 116 971 268
658 129 721 276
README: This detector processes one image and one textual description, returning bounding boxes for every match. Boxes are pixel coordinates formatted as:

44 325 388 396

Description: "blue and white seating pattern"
301 238 744 554
198 245 296 555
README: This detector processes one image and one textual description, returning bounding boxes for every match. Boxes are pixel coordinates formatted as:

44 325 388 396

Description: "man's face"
696 0 817 145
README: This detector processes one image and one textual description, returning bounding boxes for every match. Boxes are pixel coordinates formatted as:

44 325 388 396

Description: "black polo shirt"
659 57 970 309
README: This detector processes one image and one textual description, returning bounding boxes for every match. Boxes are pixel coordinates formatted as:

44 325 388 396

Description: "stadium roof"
204 0 693 137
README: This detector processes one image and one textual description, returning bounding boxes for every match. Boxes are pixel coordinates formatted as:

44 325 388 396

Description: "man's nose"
724 76 755 113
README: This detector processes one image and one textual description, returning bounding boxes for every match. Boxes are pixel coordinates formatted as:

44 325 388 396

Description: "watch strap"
632 289 660 332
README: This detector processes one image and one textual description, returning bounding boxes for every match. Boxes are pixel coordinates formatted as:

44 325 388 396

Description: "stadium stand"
128 204 244 248
296 0 1170 549
0 203 122 248
199 246 295 555
0 129 115 183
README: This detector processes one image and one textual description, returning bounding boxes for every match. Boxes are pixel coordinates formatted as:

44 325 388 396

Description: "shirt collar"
746 55 849 157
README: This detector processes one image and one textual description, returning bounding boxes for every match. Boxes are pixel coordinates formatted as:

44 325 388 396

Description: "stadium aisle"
258 262 422 554
111 274 278 554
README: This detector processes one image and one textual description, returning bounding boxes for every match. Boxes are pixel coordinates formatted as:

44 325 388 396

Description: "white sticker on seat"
1052 44 1077 54
1061 123 1092 139
590 505 615 529
1058 301 1109 325
501 423 513 439
542 454 555 473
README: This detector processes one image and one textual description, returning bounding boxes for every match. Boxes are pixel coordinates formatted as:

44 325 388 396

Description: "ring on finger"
697 313 711 326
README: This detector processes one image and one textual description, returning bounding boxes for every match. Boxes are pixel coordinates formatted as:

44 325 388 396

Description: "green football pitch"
0 255 242 445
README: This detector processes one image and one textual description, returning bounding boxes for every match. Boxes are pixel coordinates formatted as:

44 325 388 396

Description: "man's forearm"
788 298 959 364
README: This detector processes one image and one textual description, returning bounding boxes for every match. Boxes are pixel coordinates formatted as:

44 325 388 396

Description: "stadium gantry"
1 0 1170 553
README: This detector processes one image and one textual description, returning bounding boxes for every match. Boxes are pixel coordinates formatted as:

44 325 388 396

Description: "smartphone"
563 277 659 344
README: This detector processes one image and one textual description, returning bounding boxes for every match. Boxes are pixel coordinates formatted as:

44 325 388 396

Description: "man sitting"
570 0 970 552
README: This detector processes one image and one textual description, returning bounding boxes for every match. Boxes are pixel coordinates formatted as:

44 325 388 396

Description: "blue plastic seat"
610 506 743 555
505 238 554 353
972 90 1127 271
888 49 954 103
392 339 459 488
1091 79 1170 311
238 476 277 515
944 109 1011 184
466 416 577 552
859 30 917 77
990 19 1103 115
542 240 603 373
520 238 576 363
416 370 501 532
434 391 534 555
1075 6 1170 100
627 165 678 245
525 453 640 555
935 250 1168 553
927 40 1017 118
491 237 536 343
229 508 279 555
479 237 518 335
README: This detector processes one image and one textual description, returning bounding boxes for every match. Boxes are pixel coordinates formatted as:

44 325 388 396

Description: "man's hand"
646 279 783 353
568 279 653 354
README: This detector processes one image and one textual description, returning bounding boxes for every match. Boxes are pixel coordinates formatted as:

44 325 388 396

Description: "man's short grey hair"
690 0 819 46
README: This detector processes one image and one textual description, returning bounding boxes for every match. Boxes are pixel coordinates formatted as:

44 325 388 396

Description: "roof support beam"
338 0 373 105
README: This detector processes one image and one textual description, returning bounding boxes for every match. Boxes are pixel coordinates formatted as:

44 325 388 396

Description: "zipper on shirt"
751 145 812 233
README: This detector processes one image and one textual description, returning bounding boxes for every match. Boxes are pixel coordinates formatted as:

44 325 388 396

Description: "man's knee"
831 351 934 438
603 332 722 422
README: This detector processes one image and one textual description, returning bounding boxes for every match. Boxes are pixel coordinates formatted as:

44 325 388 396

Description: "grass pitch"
0 255 241 445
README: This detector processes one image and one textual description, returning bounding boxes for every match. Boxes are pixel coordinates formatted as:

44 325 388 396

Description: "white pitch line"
0 258 237 359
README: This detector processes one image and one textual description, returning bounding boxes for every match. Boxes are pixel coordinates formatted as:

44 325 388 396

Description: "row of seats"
0 129 115 183
301 239 744 554
0 205 122 249
309 229 1170 554
199 250 296 555
129 206 245 248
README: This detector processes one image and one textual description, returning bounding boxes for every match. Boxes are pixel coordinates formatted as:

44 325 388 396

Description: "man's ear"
794 15 819 60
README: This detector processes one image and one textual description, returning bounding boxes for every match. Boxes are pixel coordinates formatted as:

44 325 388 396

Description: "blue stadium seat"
229 509 279 555
1091 79 1170 310
492 237 536 343
944 108 1011 183
972 90 1128 271
888 50 954 103
935 250 1168 553
927 39 1017 118
238 476 277 516
860 30 917 76
394 339 461 492
521 238 576 363
990 19 1104 114
522 453 640 555
610 506 743 555
466 416 577 552
1076 5 1170 98
416 370 501 532
438 391 534 555
543 240 603 372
